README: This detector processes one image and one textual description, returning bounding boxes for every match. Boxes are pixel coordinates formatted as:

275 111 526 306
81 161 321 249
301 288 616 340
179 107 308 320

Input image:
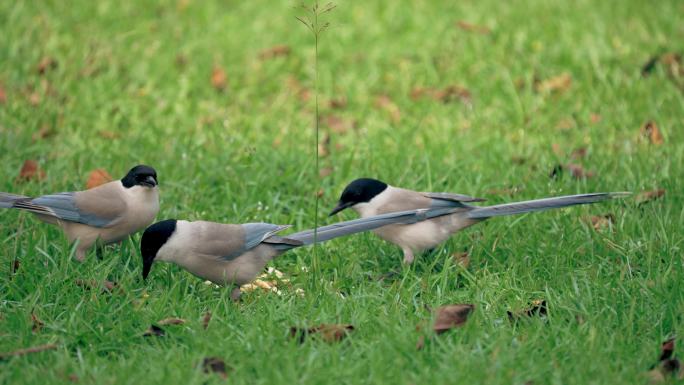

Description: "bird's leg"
74 248 87 262
230 286 242 302
402 247 415 264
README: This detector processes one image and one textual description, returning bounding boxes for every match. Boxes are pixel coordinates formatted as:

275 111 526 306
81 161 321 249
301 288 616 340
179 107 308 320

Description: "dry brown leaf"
31 313 44 333
37 57 58 75
202 311 212 330
325 115 355 134
202 357 229 379
211 65 227 91
551 143 563 156
589 113 602 124
328 97 347 109
570 147 588 159
456 21 491 35
566 163 595 179
433 304 474 334
0 343 57 360
32 125 56 141
285 76 311 102
16 160 45 182
411 86 471 104
0 85 6 104
143 324 165 337
550 163 594 179
588 214 615 230
157 318 186 326
85 169 113 189
374 95 401 123
507 300 547 321
98 130 119 139
640 121 664 145
75 279 121 294
259 45 291 60
661 53 684 78
290 324 354 343
636 189 665 205
452 251 470 269
535 73 572 93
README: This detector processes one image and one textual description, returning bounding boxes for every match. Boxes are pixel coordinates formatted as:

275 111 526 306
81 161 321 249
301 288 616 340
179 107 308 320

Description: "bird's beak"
142 256 154 280
329 201 353 216
142 175 157 188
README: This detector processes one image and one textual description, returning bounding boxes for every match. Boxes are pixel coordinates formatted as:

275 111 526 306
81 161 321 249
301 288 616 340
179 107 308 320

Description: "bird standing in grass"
140 208 453 300
330 178 629 264
0 165 160 261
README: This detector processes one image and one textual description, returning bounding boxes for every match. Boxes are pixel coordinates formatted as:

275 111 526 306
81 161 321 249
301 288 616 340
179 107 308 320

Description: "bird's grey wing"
12 183 126 228
220 222 293 260
422 192 486 207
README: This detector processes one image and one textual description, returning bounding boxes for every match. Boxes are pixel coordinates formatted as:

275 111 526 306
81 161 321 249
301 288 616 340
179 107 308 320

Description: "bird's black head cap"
122 165 158 188
329 178 388 216
140 219 176 280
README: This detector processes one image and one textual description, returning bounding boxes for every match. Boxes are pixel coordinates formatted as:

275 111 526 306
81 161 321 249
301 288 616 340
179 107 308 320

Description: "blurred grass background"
0 0 683 384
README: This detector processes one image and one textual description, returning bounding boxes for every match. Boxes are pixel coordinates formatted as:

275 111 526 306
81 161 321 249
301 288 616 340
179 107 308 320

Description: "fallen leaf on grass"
411 85 472 104
32 125 56 141
535 73 572 93
0 85 6 104
324 114 355 134
647 338 683 383
0 343 57 360
374 95 401 123
433 304 474 334
549 163 595 179
588 214 615 231
75 279 121 294
570 147 588 159
98 130 119 139
157 318 186 326
328 97 347 109
290 324 355 343
285 76 311 102
507 300 547 321
636 189 665 205
211 65 227 91
259 45 291 60
642 53 684 78
143 324 165 337
202 311 212 330
37 57 58 75
16 160 45 182
85 169 113 189
640 121 664 145
202 357 229 379
456 21 491 35
589 113 602 124
452 251 470 269
319 167 333 178
31 313 44 333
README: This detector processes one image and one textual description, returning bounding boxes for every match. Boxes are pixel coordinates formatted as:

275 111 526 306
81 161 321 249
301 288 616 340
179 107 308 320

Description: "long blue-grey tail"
269 207 461 251
0 193 30 209
465 192 630 219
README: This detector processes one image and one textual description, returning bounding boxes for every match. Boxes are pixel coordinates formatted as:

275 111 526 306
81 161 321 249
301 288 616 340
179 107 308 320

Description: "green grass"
1 0 683 383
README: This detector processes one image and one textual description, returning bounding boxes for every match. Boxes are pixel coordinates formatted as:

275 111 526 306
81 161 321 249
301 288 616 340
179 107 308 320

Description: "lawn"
1 0 683 384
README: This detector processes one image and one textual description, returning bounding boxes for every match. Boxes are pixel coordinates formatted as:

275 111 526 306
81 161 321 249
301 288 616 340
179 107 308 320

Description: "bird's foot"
230 287 242 302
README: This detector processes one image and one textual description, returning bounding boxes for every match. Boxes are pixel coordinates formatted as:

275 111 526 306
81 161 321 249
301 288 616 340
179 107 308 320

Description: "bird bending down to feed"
330 178 630 264
140 208 453 300
0 165 159 261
